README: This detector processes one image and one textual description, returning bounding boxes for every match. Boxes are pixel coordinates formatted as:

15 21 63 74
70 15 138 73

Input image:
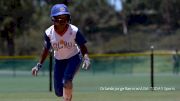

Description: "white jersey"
45 24 83 60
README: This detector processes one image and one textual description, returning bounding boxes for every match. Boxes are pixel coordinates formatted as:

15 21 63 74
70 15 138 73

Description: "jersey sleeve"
44 33 51 50
75 30 87 46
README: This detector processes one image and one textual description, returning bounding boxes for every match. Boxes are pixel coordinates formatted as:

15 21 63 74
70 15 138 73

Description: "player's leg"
63 80 73 101
63 53 82 101
54 59 67 97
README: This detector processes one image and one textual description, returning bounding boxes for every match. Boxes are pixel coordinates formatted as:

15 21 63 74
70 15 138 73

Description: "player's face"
52 15 68 26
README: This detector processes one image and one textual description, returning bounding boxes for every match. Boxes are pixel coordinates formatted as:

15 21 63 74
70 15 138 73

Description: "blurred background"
0 0 180 101
0 0 180 55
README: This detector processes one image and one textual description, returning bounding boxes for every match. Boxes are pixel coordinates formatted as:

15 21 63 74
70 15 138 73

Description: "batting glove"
32 63 42 76
82 54 90 70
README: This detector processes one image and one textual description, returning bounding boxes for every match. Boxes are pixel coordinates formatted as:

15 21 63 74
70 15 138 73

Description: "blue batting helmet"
50 4 70 17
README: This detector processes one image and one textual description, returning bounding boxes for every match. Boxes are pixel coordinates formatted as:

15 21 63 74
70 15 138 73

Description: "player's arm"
75 30 90 70
79 44 88 56
32 34 51 76
39 47 49 64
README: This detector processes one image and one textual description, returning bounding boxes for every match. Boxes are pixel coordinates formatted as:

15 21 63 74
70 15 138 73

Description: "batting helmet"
50 4 70 17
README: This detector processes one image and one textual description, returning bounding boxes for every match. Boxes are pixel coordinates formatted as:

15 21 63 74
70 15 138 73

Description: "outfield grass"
0 72 180 101
0 91 180 101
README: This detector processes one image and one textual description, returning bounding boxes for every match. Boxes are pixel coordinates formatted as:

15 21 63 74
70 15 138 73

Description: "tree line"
0 0 180 55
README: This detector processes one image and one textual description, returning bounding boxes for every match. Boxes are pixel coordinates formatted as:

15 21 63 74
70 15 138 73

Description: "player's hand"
82 54 90 70
32 63 42 76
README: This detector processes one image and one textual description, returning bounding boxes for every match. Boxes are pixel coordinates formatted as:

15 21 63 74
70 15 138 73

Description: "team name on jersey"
52 39 76 51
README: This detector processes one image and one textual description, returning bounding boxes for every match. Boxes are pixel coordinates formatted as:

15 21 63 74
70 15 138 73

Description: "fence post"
49 49 53 92
150 45 154 91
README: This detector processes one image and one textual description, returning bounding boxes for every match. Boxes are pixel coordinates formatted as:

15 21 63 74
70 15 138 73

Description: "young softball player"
32 4 90 101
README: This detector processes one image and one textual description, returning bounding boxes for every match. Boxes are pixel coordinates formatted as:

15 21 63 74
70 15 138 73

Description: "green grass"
0 91 180 101
0 72 180 101
0 55 179 101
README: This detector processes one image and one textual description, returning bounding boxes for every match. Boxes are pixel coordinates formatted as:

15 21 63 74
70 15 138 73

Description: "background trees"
0 0 36 55
0 0 180 55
